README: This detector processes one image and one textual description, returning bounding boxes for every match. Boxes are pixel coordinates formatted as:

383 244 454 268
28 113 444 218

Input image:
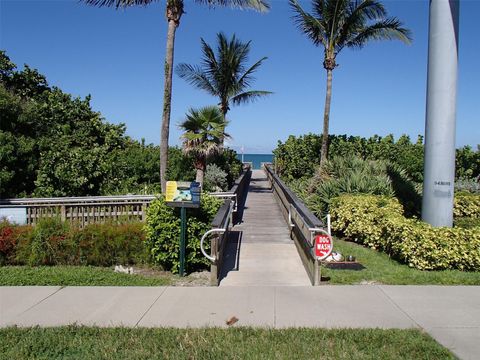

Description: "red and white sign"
315 233 333 260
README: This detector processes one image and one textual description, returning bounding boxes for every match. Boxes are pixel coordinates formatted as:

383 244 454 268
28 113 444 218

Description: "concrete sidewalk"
1 285 479 360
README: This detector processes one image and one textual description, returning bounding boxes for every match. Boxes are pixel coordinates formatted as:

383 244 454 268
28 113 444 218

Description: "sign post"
165 181 201 276
315 232 333 261
313 229 333 285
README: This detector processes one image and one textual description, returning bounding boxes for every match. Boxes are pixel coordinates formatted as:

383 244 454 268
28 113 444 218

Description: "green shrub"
204 164 228 192
292 156 395 216
211 149 243 189
144 194 222 274
455 217 480 229
7 220 148 266
331 195 480 271
72 222 148 266
25 218 72 266
274 133 480 184
454 193 480 218
455 178 480 194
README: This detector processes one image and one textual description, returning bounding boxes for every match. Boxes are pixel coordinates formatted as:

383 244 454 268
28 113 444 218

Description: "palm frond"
81 0 157 8
231 90 272 105
289 0 327 47
236 56 268 90
175 63 217 96
179 106 229 158
194 0 269 12
345 18 412 49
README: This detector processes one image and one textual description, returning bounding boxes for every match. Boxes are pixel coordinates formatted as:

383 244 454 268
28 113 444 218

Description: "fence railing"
204 166 252 285
264 164 326 285
0 165 253 228
0 195 155 226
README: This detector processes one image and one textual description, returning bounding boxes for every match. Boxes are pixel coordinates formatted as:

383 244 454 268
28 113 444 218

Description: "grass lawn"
0 266 172 286
323 238 480 285
0 327 454 360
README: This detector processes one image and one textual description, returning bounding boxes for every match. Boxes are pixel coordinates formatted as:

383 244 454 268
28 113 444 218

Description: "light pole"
422 0 459 227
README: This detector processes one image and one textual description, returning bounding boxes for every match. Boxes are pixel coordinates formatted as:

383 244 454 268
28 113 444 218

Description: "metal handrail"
200 228 225 262
200 200 234 262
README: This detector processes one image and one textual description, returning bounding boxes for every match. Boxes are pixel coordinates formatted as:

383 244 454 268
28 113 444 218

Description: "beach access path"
219 169 310 286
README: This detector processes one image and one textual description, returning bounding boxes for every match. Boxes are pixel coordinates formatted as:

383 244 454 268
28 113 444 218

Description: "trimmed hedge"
0 219 148 266
454 193 480 218
331 195 480 271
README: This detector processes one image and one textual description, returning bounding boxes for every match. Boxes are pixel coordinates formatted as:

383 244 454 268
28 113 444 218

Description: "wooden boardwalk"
219 170 310 286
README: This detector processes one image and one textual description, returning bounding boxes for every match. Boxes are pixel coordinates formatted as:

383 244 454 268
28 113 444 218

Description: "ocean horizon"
236 153 274 169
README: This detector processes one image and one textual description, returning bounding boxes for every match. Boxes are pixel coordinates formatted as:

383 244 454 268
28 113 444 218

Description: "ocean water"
236 153 274 169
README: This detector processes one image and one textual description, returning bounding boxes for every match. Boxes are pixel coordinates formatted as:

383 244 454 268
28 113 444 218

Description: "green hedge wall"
330 195 480 271
0 219 149 266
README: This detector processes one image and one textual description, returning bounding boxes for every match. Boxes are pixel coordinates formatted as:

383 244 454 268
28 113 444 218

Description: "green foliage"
0 51 243 197
454 193 480 219
455 178 480 194
210 148 243 188
204 164 228 192
26 218 71 266
456 145 480 180
291 155 397 216
5 219 148 266
331 195 480 271
144 194 221 274
166 147 196 183
275 134 480 185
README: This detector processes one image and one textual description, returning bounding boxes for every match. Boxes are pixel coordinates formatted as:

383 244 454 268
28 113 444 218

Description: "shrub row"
330 195 480 271
144 194 222 274
454 193 480 218
0 219 148 266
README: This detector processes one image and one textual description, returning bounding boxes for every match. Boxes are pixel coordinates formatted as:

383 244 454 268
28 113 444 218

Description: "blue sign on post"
165 181 202 277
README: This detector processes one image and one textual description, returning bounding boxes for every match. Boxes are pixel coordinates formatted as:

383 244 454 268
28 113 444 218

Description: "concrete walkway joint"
1 285 479 360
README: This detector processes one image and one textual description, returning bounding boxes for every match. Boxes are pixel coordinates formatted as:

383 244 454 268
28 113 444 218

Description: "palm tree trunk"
320 68 333 167
195 160 206 186
218 102 228 151
160 12 180 193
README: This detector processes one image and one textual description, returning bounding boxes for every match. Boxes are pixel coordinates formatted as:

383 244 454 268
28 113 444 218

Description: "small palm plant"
176 32 272 145
289 0 412 166
179 106 230 186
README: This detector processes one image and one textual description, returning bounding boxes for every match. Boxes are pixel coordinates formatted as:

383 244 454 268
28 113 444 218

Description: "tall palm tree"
289 0 411 166
179 106 229 185
81 0 269 193
176 32 272 146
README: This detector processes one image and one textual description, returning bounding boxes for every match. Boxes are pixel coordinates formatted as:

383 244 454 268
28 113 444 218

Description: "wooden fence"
0 195 155 226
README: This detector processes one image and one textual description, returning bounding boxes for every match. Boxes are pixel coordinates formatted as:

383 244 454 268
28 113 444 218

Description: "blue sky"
1 0 478 153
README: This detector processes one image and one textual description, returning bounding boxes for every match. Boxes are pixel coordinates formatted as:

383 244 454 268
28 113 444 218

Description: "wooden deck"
219 170 310 286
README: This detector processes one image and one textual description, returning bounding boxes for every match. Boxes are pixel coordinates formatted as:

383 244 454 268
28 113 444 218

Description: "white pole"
422 0 459 227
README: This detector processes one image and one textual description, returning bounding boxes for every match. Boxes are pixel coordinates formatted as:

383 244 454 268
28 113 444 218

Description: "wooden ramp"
219 170 310 286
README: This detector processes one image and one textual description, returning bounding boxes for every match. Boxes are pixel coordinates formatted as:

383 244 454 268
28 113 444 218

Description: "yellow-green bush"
454 193 480 218
331 195 480 271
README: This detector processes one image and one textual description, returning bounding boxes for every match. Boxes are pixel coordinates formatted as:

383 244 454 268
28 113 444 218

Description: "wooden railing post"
60 205 66 222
